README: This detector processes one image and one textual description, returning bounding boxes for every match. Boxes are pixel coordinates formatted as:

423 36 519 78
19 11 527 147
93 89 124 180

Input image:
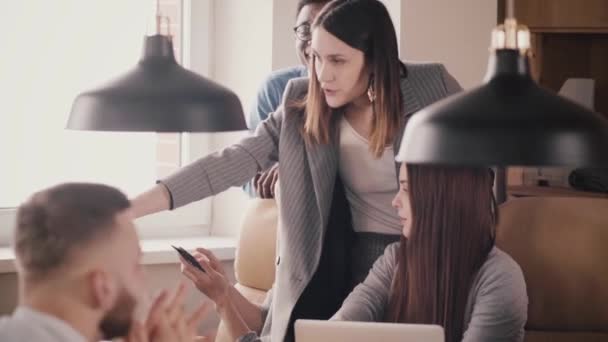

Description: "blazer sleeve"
331 243 399 322
439 64 463 95
159 82 298 209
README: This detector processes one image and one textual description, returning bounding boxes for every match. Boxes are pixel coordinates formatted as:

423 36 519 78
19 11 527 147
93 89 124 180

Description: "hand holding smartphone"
172 245 206 273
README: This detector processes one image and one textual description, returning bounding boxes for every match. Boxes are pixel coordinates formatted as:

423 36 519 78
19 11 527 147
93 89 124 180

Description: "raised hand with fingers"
125 320 150 342
255 163 279 199
179 247 265 341
179 249 231 306
142 282 211 342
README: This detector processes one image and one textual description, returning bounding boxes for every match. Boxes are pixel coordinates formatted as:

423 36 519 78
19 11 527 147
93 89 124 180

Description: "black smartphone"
171 245 206 273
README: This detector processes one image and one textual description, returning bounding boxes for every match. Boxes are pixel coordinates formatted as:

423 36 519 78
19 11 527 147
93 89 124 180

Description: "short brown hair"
14 183 130 279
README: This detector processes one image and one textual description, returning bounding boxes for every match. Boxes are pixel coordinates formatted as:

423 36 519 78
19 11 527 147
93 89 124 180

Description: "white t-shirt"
338 116 402 235
0 306 87 342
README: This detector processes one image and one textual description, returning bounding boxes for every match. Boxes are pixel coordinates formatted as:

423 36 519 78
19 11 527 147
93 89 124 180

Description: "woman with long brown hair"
332 164 528 342
134 0 462 341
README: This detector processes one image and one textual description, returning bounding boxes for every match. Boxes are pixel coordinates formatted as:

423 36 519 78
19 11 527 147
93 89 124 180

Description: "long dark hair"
301 0 406 158
387 165 497 342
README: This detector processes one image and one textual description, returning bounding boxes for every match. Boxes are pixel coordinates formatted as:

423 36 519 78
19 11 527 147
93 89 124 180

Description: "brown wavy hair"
386 165 497 342
297 0 406 158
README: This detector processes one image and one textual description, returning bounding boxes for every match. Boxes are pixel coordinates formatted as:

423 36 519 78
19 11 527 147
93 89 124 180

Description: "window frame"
0 0 216 246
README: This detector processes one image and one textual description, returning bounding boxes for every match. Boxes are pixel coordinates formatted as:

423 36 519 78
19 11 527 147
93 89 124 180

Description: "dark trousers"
285 177 354 342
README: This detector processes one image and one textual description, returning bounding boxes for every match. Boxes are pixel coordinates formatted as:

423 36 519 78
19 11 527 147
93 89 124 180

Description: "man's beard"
99 286 137 340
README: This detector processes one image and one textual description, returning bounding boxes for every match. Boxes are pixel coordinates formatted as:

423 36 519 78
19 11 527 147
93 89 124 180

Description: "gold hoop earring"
367 77 376 103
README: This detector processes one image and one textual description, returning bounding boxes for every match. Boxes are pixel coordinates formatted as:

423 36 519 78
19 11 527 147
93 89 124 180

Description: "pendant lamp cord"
506 0 514 19
155 0 172 37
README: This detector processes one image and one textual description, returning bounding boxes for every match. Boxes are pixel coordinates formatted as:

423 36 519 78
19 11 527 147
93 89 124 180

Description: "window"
0 0 211 245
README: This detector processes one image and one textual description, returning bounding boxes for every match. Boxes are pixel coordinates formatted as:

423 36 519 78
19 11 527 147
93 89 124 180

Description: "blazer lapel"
305 132 339 230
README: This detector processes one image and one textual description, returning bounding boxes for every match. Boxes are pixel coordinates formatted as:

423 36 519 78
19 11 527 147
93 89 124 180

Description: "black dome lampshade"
67 12 246 132
396 18 608 167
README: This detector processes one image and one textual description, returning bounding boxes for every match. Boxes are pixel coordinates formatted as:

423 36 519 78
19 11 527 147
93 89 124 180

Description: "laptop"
295 319 444 342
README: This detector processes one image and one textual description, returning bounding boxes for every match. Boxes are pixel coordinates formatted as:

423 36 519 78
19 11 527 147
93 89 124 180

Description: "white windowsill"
0 236 237 274
140 236 237 265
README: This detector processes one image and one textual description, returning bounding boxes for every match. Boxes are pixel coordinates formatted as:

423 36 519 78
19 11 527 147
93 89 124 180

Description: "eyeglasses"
293 23 312 42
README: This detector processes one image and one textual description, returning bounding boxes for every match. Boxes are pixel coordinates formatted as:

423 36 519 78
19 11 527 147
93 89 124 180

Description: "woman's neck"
345 93 372 117
344 97 374 139
347 93 372 113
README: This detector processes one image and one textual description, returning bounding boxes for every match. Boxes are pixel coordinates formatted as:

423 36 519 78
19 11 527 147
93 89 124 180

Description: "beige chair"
496 197 608 342
215 197 279 342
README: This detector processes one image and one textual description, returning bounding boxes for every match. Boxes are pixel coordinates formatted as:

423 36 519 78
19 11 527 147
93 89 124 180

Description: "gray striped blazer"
162 62 462 341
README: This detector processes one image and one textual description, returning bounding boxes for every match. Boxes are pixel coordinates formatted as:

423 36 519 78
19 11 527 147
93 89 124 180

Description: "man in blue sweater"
246 0 330 198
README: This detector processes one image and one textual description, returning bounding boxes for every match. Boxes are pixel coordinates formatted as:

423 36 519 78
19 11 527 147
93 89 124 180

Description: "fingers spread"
146 290 169 332
188 301 212 330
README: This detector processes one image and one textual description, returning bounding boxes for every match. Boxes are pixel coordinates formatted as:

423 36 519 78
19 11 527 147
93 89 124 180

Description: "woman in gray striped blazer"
132 0 460 341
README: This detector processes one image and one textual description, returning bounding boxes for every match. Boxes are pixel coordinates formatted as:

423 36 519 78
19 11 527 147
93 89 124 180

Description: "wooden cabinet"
513 0 608 33
532 33 608 116
508 185 608 199
507 0 608 116
502 0 608 197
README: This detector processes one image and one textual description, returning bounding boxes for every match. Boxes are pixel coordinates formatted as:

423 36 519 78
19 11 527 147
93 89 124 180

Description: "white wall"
400 0 498 89
272 0 300 70
208 0 299 237
209 0 273 237
382 0 402 53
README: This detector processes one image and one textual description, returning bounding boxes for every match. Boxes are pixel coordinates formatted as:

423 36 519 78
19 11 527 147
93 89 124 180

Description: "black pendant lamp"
396 13 608 167
67 4 246 132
